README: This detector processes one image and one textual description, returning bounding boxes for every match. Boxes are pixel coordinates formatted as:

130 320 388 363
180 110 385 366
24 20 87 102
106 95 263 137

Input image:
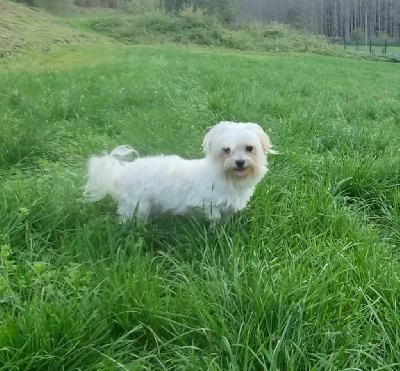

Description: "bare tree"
234 0 400 39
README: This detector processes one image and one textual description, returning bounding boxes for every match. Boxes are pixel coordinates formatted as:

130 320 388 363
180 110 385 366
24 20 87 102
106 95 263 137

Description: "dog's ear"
246 123 278 155
203 122 231 156
202 128 213 155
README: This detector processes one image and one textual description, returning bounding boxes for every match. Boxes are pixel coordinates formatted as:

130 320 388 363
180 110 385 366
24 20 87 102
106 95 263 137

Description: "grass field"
1 43 400 370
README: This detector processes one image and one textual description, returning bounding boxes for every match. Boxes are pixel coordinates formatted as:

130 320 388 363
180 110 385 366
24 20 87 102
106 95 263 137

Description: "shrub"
351 29 364 43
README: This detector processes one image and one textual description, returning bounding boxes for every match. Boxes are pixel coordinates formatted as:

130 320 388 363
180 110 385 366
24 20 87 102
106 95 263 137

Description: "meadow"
1 43 400 370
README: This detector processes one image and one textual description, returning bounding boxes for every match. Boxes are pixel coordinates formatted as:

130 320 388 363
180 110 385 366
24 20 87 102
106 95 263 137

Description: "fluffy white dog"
84 121 276 222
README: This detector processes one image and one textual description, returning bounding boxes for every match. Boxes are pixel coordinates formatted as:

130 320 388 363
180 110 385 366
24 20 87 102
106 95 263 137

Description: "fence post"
385 39 387 54
343 36 346 49
369 38 372 53
356 39 358 51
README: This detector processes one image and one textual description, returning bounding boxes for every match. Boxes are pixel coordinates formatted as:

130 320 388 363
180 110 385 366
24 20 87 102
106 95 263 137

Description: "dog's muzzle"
233 160 248 177
235 160 245 168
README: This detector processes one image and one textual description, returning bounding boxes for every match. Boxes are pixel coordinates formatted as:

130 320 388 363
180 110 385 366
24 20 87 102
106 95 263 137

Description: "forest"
239 0 400 39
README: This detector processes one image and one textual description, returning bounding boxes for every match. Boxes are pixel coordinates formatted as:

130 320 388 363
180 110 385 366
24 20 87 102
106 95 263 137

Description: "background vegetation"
78 9 338 55
12 0 400 40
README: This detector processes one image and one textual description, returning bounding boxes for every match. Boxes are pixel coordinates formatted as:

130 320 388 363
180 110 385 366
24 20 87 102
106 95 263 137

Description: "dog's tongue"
235 169 247 177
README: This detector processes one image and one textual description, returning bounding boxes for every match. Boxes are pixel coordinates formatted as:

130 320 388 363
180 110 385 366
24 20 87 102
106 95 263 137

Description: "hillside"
0 0 345 59
0 0 107 58
1 1 398 64
76 11 342 56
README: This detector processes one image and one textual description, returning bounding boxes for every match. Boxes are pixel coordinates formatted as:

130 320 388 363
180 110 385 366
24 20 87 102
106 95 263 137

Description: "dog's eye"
246 145 254 152
223 147 231 154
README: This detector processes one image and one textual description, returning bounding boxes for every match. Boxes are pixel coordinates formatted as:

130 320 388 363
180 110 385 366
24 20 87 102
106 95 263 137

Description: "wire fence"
330 37 400 55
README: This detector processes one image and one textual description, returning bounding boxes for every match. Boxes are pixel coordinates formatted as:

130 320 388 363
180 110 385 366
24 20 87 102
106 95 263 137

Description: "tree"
235 0 400 39
351 28 364 44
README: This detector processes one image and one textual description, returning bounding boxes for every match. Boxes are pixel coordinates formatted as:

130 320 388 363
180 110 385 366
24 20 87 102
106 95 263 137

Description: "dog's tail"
84 145 138 202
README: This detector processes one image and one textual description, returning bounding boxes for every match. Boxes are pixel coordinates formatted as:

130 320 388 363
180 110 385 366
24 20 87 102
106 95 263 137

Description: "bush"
123 0 159 14
74 0 100 7
74 0 119 7
351 29 365 43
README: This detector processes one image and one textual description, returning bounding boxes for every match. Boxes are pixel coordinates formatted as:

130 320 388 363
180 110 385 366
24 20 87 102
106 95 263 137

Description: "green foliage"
194 0 237 23
73 0 137 8
82 11 342 55
161 0 237 22
379 31 389 40
73 0 100 7
122 0 160 13
34 0 75 15
351 28 365 43
1 44 400 369
11 0 160 13
10 0 36 5
11 0 74 13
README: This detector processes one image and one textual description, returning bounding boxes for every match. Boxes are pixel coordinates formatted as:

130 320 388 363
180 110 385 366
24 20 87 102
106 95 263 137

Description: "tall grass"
73 8 343 55
1 45 400 369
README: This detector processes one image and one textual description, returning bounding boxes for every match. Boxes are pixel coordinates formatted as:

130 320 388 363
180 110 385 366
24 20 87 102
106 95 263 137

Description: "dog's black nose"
235 160 245 168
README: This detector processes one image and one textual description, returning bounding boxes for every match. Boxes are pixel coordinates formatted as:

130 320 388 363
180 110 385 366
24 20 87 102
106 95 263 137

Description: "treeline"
239 0 400 39
11 0 400 39
163 0 400 39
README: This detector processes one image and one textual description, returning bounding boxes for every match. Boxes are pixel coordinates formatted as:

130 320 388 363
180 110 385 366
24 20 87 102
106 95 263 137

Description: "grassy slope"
71 11 400 63
73 11 342 55
0 0 109 57
1 43 400 369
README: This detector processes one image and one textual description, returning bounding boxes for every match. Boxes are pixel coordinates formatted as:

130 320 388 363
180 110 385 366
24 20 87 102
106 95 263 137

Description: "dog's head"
202 121 277 183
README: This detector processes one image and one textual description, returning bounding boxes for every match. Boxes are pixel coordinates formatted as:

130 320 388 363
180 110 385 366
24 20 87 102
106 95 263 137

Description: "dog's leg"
207 208 221 230
117 200 151 222
206 206 221 221
220 210 233 222
117 206 134 223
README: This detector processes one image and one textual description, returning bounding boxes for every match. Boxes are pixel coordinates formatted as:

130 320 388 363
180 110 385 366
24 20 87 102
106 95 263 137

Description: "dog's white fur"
84 121 276 221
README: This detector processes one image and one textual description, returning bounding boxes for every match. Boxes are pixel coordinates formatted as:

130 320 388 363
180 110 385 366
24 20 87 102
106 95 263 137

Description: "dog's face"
203 121 276 182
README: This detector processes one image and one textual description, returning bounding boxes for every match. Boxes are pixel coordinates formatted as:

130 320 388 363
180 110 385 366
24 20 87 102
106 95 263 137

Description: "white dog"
84 121 276 222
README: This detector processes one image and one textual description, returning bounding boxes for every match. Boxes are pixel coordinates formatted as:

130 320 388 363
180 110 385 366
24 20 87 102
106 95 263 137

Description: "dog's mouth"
234 167 248 177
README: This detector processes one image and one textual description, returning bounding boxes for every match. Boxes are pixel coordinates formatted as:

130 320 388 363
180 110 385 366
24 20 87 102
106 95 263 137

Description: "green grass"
345 44 400 54
0 0 110 58
70 10 344 56
1 44 400 370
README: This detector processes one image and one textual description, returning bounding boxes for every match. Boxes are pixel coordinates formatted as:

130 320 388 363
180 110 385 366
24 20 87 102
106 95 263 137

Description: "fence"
330 37 400 55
